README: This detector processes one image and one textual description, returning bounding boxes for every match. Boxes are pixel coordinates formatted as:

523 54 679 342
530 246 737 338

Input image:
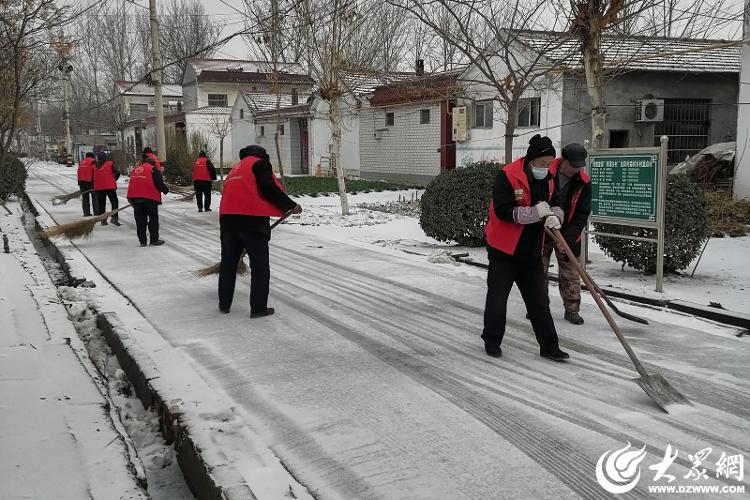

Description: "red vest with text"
485 157 554 255
192 157 211 181
219 156 286 217
93 161 117 191
548 158 591 242
127 163 162 203
147 152 163 173
77 157 95 182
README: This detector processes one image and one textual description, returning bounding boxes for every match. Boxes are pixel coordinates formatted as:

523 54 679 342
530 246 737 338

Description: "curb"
27 195 313 500
452 256 750 331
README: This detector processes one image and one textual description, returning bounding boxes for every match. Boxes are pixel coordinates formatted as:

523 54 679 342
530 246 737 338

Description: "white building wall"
734 3 750 199
230 98 256 161
184 112 234 170
255 120 293 173
308 98 360 176
359 101 441 183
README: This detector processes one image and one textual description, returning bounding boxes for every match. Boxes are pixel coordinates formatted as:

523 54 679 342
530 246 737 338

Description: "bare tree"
391 0 576 163
207 111 231 183
135 0 223 84
0 0 63 154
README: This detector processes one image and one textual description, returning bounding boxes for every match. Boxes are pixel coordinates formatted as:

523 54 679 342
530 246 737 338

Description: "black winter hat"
96 151 108 164
85 152 95 158
239 145 269 161
526 134 556 161
562 143 587 167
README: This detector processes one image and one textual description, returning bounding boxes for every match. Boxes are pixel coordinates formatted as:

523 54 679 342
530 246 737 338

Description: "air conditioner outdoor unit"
635 99 664 122
452 106 469 141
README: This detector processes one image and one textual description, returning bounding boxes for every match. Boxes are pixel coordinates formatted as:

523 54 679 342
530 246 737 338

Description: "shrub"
0 153 27 201
594 174 710 274
419 161 499 246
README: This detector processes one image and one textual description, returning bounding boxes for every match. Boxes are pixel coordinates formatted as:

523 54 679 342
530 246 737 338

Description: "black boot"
250 307 275 318
541 349 570 362
150 239 165 246
564 311 584 325
484 344 502 358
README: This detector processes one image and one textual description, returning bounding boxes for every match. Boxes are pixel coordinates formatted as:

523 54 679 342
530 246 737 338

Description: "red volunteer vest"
485 157 554 255
77 157 94 182
549 158 591 242
147 152 163 173
219 156 286 217
93 161 117 191
192 157 211 181
127 163 162 203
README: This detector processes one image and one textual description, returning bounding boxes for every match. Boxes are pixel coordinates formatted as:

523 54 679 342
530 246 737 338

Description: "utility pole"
53 39 74 167
149 0 167 161
734 0 750 199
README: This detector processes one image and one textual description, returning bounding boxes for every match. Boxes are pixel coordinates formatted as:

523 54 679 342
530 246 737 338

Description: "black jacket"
553 171 592 255
490 160 562 260
206 159 218 181
219 155 296 238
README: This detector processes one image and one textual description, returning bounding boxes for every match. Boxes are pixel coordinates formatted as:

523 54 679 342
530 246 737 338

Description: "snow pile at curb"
427 250 462 266
287 206 393 227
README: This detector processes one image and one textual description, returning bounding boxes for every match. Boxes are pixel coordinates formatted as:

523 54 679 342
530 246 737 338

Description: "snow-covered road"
28 161 750 499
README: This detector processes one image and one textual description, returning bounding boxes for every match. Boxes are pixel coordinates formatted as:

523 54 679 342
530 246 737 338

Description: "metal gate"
654 99 711 164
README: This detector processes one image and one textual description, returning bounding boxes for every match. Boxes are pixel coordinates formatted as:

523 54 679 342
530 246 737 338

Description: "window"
420 109 430 124
517 98 541 128
279 124 285 135
385 112 394 126
609 130 629 148
130 103 148 119
259 125 265 137
292 88 299 105
207 93 228 107
473 101 493 128
239 109 244 119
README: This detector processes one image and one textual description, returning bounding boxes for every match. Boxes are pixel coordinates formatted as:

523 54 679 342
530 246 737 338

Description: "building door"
440 100 456 170
298 118 309 174
654 99 711 164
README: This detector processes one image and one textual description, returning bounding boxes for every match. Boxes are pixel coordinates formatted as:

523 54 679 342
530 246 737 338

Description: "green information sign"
589 153 659 222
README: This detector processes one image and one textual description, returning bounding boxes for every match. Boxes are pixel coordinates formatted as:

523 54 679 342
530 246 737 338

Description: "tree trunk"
330 92 349 215
219 137 224 183
583 29 606 149
274 128 285 183
504 99 519 164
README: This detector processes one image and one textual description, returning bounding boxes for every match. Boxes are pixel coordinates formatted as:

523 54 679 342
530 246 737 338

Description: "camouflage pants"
542 237 581 313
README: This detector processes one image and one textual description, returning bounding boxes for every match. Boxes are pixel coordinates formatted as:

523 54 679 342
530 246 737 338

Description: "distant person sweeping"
192 151 217 212
544 143 592 325
142 147 163 173
93 152 121 226
218 145 301 318
126 156 170 247
76 152 96 216
482 134 569 361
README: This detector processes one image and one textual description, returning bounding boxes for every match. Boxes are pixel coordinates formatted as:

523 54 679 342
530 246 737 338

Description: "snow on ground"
25 161 750 500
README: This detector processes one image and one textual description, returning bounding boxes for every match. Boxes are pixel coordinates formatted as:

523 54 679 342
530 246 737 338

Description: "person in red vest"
544 143 592 325
192 151 217 212
77 152 96 216
127 156 170 247
482 134 569 361
218 145 302 318
141 147 163 173
92 152 121 226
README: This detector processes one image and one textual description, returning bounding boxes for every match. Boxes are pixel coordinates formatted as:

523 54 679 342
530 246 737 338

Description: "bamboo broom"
194 210 292 278
51 189 92 205
39 204 132 240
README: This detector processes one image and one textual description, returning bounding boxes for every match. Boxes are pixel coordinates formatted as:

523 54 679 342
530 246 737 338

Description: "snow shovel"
546 226 691 413
586 278 649 325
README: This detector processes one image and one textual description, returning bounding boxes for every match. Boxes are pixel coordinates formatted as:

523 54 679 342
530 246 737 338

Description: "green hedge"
0 154 27 201
419 162 499 246
594 174 710 274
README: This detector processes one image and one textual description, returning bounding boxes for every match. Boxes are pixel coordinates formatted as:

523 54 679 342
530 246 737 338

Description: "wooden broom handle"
546 227 649 377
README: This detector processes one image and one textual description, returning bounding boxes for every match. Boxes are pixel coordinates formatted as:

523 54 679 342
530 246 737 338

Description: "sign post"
583 137 669 292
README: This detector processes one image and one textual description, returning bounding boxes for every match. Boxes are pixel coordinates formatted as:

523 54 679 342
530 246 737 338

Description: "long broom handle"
546 226 650 378
270 210 293 230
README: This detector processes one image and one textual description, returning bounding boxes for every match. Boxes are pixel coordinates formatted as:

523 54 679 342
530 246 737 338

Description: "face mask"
531 167 549 180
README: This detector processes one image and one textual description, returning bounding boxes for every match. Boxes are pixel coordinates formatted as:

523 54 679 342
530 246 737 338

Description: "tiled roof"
514 30 742 73
114 81 183 97
186 106 232 115
185 58 312 84
340 71 419 97
256 103 311 119
240 93 310 113
197 70 314 85
368 70 463 107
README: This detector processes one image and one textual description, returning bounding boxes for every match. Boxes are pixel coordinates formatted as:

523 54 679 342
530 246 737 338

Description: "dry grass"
704 190 750 237
40 204 132 240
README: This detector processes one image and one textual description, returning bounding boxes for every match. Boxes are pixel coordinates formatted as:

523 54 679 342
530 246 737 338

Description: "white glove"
535 201 553 218
544 215 562 230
